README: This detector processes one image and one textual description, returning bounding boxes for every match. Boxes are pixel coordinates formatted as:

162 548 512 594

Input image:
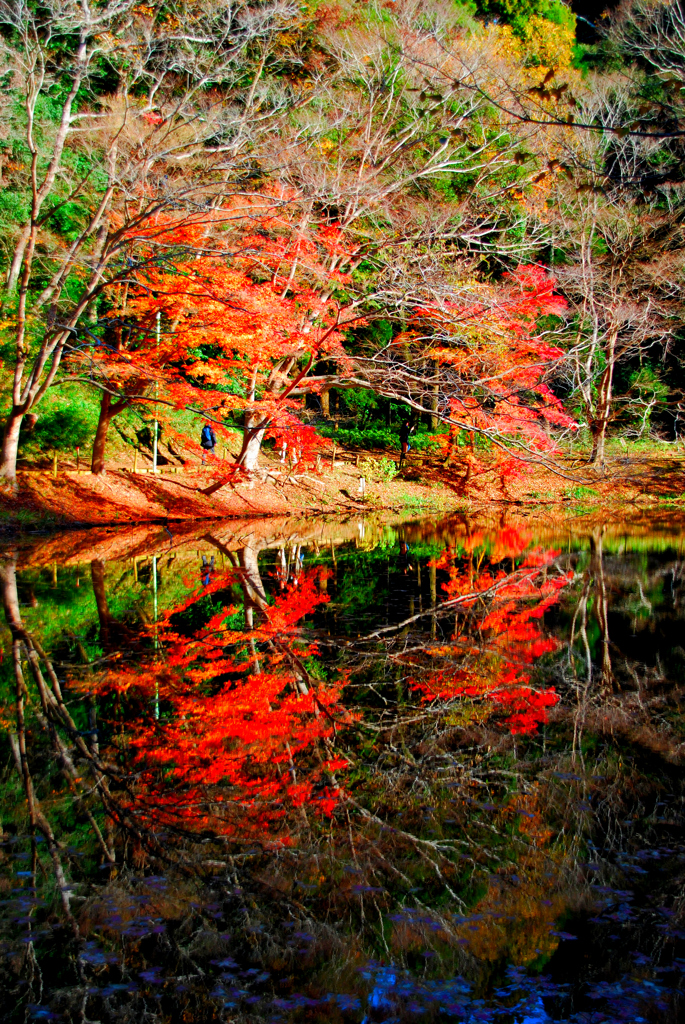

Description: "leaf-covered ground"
2 446 685 528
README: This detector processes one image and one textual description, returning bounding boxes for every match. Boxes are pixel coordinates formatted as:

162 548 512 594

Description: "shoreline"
1 449 684 532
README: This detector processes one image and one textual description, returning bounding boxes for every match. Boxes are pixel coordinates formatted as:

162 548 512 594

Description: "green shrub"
19 398 99 454
318 424 445 452
0 189 31 225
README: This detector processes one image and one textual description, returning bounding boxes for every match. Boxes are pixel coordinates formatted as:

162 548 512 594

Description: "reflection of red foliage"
76 569 353 843
490 685 560 734
409 530 571 734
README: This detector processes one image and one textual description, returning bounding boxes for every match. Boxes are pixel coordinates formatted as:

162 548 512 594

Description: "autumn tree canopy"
2 0 685 482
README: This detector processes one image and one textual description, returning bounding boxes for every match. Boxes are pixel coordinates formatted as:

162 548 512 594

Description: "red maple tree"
413 265 576 485
86 200 359 477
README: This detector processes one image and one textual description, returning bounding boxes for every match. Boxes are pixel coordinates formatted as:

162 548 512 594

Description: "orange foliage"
418 265 576 479
89 209 574 480
408 528 571 734
73 566 355 843
90 201 360 471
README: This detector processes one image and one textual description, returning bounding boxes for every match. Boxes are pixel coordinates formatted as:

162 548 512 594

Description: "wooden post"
133 449 138 473
76 446 80 472
52 452 57 479
332 443 336 467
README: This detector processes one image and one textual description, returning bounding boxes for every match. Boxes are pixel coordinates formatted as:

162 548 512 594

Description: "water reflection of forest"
0 515 683 1023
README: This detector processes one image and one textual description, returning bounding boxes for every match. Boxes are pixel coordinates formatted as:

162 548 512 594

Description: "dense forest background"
1 0 684 485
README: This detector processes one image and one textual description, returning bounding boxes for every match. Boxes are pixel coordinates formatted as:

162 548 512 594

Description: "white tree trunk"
0 413 23 489
240 414 266 474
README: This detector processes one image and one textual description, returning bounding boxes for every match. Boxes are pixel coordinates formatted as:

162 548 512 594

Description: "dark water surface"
0 513 683 1022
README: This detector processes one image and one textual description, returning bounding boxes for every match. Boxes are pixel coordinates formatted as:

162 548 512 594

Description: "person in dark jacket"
201 423 217 464
399 418 414 466
201 554 216 586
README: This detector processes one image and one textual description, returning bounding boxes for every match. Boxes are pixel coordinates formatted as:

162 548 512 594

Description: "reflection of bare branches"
2 556 84 924
560 533 685 776
590 528 614 694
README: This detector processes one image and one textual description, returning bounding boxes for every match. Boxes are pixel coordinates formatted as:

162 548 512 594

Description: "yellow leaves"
489 23 520 64
521 17 576 72
495 22 575 76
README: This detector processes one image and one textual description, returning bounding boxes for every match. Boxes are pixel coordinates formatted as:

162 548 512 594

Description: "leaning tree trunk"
91 392 128 473
0 411 24 489
237 412 267 474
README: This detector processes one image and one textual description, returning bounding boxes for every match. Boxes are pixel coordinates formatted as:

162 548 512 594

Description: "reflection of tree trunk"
240 540 309 693
88 695 99 757
239 542 268 608
204 533 316 699
0 558 105 914
244 605 262 673
2 557 116 869
590 528 613 692
429 559 437 639
91 560 113 650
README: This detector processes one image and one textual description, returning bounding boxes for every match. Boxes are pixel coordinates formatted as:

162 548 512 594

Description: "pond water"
0 512 683 1023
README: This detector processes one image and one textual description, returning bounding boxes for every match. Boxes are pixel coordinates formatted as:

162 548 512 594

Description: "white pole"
152 311 160 473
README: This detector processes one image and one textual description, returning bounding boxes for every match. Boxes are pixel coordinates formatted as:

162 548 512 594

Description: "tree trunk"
320 390 330 418
0 411 24 489
201 412 266 497
431 360 439 430
91 392 128 474
587 332 617 467
589 412 610 467
238 412 267 474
